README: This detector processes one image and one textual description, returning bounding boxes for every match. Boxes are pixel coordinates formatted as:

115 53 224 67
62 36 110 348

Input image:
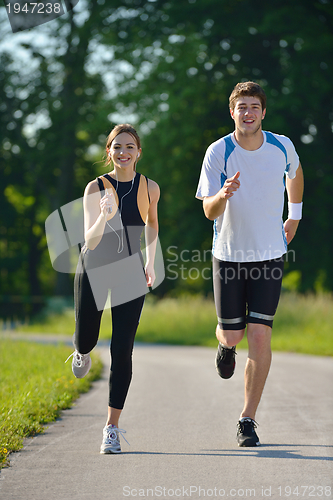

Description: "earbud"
137 153 140 158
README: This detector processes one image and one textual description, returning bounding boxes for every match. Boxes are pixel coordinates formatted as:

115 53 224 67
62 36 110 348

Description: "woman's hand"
145 262 156 288
100 189 115 216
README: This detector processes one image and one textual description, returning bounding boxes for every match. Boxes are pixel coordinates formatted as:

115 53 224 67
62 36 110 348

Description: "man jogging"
196 81 304 446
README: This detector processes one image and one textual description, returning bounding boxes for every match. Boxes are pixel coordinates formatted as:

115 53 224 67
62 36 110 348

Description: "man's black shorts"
213 256 284 330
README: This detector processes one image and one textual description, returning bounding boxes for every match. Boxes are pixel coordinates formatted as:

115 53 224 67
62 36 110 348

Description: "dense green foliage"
0 339 102 468
0 0 332 308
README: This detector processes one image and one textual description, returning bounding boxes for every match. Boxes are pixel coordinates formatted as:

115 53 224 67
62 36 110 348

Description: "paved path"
0 342 332 500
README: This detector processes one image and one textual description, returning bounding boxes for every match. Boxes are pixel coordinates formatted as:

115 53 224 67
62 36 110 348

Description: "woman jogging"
67 124 160 454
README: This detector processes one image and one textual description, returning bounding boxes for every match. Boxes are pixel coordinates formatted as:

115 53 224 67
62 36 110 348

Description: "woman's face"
109 132 141 171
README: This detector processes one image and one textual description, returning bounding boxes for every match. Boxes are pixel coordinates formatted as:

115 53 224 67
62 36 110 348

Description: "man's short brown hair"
229 81 267 111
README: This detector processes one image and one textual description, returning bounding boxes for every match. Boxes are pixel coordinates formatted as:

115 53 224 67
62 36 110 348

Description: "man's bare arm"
284 162 304 244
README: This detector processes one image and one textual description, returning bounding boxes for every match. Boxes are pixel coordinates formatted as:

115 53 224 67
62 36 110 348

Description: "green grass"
12 292 333 356
272 292 333 356
138 293 333 356
0 340 103 469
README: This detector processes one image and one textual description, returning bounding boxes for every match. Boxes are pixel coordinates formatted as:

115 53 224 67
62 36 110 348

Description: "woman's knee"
111 341 133 364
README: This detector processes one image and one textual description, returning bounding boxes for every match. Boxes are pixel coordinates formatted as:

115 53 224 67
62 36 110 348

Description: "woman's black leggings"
74 259 145 410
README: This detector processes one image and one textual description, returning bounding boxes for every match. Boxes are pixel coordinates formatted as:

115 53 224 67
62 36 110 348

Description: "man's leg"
216 325 245 347
240 323 272 420
213 257 247 379
241 258 284 420
236 323 272 447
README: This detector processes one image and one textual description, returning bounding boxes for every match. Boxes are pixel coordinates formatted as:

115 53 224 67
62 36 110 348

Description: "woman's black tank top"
83 172 150 269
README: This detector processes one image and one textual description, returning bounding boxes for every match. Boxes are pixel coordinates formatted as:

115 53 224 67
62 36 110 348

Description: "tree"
1 0 332 307
1 1 121 298
113 0 333 293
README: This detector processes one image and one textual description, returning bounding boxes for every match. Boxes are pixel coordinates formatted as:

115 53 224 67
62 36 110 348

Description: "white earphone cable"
105 172 135 253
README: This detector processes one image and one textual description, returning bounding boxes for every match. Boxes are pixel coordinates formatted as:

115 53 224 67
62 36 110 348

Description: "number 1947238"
6 3 62 14
277 485 331 497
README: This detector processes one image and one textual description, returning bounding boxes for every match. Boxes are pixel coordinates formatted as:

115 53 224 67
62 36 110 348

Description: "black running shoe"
215 343 236 379
237 418 260 447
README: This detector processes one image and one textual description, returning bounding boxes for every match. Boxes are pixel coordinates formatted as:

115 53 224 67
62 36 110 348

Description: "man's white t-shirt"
196 131 299 263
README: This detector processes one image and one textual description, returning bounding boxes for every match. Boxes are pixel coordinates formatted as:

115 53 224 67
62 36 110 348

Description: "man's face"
230 96 266 137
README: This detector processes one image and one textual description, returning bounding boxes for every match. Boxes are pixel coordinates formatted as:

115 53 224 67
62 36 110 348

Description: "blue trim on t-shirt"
281 220 288 251
212 137 233 254
220 172 227 187
223 134 236 173
212 219 218 254
265 131 290 173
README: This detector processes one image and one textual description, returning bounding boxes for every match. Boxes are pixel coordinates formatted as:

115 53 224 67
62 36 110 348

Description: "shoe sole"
216 366 235 379
237 439 261 447
100 447 122 454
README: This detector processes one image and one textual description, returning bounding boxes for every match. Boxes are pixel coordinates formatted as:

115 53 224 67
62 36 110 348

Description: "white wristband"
288 202 303 220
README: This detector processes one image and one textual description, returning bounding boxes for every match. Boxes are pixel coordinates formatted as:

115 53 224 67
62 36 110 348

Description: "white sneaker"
100 425 129 454
65 350 92 378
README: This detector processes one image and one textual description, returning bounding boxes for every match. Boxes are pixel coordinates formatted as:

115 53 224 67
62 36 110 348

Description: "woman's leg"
74 258 108 354
106 407 122 428
107 294 145 415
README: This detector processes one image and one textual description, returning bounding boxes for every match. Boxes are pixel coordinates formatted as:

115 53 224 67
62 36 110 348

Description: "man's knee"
247 323 272 350
216 325 245 346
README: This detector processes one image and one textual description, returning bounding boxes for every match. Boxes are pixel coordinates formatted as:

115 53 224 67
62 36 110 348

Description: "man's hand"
284 218 299 245
221 171 240 199
203 171 240 220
